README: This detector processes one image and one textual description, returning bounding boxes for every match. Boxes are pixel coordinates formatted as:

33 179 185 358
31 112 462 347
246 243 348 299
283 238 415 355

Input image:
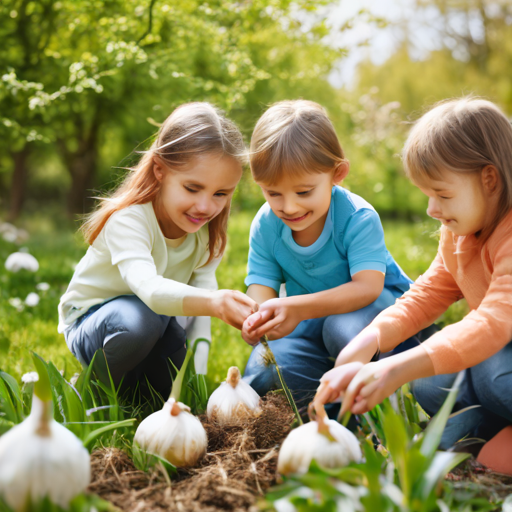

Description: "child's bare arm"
246 283 278 305
242 270 384 342
287 269 384 319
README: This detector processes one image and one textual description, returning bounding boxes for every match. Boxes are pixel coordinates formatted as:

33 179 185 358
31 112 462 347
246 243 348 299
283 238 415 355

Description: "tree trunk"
8 147 30 222
66 143 98 216
58 106 102 217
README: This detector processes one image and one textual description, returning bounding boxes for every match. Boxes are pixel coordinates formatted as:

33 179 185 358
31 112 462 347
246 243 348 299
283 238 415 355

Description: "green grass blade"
170 349 193 401
0 376 19 423
260 336 302 425
82 418 136 448
0 371 22 404
31 352 52 403
417 451 470 501
0 417 15 435
46 361 84 425
420 371 464 460
381 405 411 498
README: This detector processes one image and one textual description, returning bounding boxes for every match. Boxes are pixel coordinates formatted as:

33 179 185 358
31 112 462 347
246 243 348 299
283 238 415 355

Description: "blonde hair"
250 100 347 184
403 97 512 240
82 102 245 262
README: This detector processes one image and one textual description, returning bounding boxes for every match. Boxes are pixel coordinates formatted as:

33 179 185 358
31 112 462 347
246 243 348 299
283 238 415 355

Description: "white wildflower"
5 252 39 272
21 372 39 384
36 282 50 291
8 298 24 312
25 292 40 307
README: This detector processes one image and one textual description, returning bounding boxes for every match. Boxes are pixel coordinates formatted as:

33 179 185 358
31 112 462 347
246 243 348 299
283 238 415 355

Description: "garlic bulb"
134 398 207 467
277 403 362 475
207 367 261 425
5 252 39 272
0 395 91 511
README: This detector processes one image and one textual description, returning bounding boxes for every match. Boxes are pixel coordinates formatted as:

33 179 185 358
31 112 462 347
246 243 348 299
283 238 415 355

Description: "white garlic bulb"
207 367 261 425
0 395 91 511
277 403 362 475
5 252 39 272
134 398 207 467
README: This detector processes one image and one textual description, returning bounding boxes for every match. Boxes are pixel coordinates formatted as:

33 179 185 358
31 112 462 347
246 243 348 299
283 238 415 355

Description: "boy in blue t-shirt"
242 100 416 406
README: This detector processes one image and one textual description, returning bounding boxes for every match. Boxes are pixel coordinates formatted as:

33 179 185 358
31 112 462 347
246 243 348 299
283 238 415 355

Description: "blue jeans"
411 341 512 448
243 288 420 412
65 295 187 396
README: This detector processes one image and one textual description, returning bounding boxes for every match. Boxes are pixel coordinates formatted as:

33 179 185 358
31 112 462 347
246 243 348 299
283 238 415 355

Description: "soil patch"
88 393 295 512
446 457 512 504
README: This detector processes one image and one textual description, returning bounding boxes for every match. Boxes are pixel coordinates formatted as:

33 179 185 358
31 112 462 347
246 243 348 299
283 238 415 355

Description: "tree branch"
137 0 158 45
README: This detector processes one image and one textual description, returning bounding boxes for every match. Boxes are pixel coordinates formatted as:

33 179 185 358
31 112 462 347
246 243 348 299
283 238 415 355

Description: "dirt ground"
88 394 512 511
446 458 512 505
88 393 295 512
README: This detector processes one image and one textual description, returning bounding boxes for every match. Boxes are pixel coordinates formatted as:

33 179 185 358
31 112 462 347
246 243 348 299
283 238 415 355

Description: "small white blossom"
36 282 50 291
21 372 39 384
25 293 40 307
2 231 17 243
8 298 24 312
5 252 39 272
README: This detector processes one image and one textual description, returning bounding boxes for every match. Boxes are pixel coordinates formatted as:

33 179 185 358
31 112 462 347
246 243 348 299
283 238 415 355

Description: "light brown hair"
403 97 512 240
81 102 245 262
250 100 347 184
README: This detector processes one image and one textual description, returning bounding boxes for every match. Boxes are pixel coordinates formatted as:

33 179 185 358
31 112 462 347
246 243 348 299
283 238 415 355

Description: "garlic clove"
134 398 207 467
207 367 261 425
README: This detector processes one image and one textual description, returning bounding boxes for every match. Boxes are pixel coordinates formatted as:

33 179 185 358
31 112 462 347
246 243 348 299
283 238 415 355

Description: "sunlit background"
0 0 509 381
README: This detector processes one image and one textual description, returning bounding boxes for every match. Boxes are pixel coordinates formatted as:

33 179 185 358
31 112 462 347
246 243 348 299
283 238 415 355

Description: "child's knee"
322 314 359 357
410 376 450 417
472 366 512 418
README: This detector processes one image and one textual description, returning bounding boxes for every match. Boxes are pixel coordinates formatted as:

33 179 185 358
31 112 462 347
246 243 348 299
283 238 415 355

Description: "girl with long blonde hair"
59 102 257 397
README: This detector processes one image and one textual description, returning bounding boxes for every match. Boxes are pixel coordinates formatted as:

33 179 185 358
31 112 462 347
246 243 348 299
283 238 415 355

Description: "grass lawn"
0 209 466 388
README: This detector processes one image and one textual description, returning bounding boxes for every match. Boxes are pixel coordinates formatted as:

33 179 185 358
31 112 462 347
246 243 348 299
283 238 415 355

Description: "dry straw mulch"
88 393 295 512
446 458 512 503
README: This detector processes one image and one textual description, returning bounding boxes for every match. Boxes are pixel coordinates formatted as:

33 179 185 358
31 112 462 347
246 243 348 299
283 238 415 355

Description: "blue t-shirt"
245 186 411 299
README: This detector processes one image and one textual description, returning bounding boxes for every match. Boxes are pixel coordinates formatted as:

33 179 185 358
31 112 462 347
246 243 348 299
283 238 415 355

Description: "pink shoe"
476 425 512 475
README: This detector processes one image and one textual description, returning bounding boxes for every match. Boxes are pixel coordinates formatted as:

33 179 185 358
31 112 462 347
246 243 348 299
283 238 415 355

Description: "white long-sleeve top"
58 202 219 349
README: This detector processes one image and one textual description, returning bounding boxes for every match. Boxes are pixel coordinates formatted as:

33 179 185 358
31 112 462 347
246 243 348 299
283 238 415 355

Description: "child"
58 102 257 396
241 100 415 407
317 97 512 465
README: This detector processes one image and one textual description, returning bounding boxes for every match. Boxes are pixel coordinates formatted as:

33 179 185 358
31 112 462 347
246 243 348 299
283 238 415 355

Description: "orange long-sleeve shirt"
372 210 512 375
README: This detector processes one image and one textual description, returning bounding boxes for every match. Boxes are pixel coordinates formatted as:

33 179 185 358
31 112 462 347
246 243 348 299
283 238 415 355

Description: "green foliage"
0 493 114 512
0 351 137 451
0 0 343 212
260 372 502 512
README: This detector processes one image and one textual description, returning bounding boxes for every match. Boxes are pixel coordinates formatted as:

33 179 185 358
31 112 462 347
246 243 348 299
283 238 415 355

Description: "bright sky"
323 0 443 88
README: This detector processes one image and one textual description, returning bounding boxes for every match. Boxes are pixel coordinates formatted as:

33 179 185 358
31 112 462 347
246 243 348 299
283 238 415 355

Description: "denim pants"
410 341 512 448
65 295 187 396
243 288 420 412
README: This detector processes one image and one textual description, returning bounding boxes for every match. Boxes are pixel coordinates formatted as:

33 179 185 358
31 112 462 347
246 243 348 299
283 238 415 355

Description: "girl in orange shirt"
317 97 512 468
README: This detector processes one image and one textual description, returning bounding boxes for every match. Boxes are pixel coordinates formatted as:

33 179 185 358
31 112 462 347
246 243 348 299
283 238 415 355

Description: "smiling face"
258 163 348 246
154 153 242 239
416 171 492 237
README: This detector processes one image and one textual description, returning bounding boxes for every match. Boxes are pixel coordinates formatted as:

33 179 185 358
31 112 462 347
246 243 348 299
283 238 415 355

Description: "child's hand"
211 290 258 330
314 362 365 404
337 359 401 416
241 298 302 345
